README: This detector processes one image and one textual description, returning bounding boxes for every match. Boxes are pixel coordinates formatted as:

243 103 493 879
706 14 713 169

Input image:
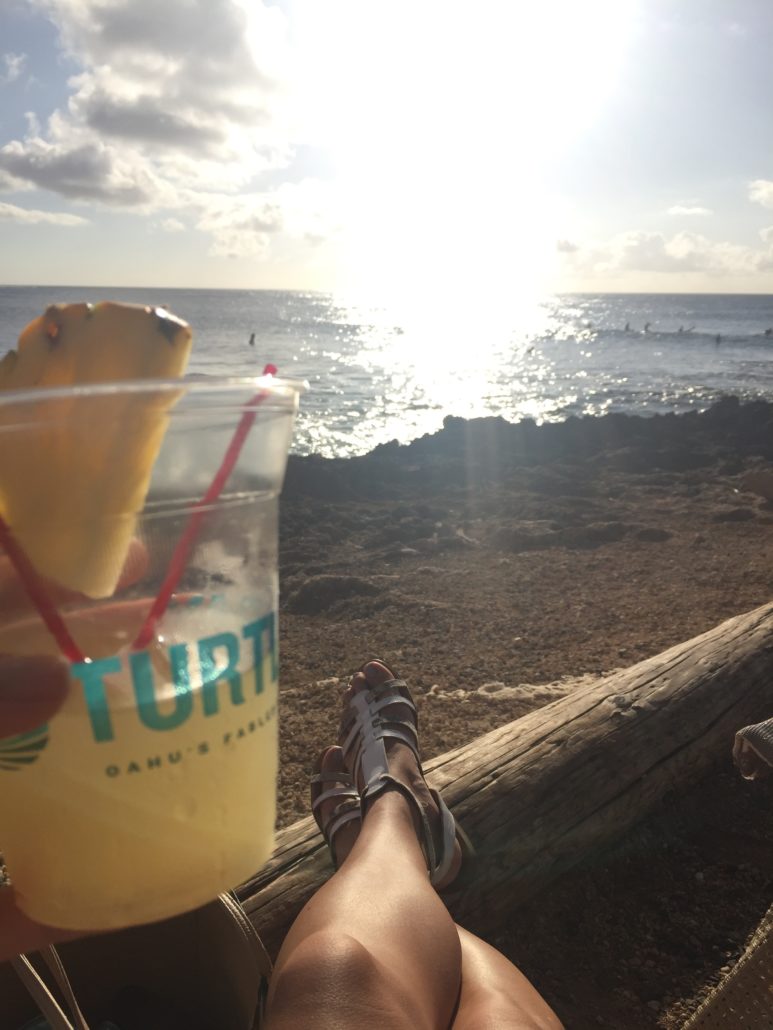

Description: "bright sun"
291 0 637 343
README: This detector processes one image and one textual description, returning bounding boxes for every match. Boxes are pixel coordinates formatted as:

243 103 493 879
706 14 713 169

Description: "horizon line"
2 284 773 299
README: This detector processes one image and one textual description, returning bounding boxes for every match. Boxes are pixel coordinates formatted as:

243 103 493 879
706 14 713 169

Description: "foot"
311 745 361 868
340 660 462 889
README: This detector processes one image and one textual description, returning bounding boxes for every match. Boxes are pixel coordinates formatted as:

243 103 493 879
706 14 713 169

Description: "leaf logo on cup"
0 724 49 771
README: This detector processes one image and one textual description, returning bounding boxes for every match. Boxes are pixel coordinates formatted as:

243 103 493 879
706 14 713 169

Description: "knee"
290 930 381 987
269 931 386 1020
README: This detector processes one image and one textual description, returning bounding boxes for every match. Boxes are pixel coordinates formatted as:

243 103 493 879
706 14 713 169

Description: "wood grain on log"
238 602 773 956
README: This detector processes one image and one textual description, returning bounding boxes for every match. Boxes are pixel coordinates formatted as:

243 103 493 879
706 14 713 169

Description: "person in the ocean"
249 332 256 347
715 334 722 345
624 322 630 332
644 322 651 333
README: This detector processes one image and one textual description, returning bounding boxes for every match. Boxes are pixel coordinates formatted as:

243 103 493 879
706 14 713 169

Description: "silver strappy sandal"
339 666 467 888
311 745 362 869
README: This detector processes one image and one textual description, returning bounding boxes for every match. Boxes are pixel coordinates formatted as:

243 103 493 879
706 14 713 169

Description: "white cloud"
193 193 283 258
1 53 27 85
667 204 712 216
0 0 307 253
750 179 773 210
0 168 28 191
31 0 289 165
183 178 339 257
562 230 773 277
160 217 185 232
0 201 88 225
0 136 161 205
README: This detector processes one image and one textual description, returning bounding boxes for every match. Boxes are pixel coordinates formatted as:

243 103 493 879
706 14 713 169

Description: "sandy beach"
275 397 773 1029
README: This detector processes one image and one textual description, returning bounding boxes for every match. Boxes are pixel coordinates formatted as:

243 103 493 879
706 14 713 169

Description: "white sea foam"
426 670 624 704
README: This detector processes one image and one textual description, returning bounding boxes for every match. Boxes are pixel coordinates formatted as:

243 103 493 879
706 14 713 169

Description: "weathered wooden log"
238 601 773 956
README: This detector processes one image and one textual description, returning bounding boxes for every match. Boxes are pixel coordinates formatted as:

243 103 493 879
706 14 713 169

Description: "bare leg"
453 926 563 1030
265 661 562 1030
265 664 463 1030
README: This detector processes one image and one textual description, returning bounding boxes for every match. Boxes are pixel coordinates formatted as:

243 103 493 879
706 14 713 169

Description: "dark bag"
2 893 271 1030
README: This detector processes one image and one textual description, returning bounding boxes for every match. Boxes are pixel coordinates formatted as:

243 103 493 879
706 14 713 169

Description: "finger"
0 888 80 964
0 655 69 738
0 539 149 618
0 555 87 616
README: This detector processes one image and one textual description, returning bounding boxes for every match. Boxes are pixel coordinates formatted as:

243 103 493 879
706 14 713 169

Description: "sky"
0 0 773 295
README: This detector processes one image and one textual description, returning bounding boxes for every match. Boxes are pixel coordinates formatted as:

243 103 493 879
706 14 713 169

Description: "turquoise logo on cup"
0 724 49 771
71 611 276 745
0 612 276 766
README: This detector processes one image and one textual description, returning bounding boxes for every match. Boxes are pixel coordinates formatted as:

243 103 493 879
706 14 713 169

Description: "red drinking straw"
0 365 278 663
131 364 278 650
0 516 86 663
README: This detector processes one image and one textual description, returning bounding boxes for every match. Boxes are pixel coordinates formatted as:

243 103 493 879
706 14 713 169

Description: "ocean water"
2 287 773 458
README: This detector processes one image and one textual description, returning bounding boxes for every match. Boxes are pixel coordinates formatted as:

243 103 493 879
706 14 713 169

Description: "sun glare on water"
291 0 637 350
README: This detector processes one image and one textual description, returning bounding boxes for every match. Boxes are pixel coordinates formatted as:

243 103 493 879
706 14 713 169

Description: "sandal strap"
339 674 458 885
341 678 414 720
324 801 361 848
311 769 355 787
428 789 459 887
317 796 361 866
340 691 419 746
311 785 360 812
344 721 421 790
311 758 363 870
341 686 421 794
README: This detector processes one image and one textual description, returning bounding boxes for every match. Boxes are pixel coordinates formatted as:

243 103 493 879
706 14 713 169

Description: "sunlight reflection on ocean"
2 287 773 458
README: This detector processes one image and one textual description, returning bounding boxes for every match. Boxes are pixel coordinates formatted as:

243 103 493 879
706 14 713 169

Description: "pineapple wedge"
0 302 192 598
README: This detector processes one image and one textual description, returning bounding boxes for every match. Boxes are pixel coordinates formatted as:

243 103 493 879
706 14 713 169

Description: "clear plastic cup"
0 375 303 930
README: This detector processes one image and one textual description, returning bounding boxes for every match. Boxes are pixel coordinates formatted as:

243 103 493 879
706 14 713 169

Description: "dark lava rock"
713 508 756 523
635 528 673 543
491 522 560 552
560 521 630 549
284 574 381 614
492 520 629 552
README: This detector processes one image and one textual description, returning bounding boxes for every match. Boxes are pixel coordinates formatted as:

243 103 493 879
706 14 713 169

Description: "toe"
360 660 397 689
343 669 365 699
344 661 396 705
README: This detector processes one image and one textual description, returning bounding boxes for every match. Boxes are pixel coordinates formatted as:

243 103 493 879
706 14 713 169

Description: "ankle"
365 785 416 828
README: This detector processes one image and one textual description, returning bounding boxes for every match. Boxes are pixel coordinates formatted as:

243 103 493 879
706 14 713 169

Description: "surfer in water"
249 332 256 347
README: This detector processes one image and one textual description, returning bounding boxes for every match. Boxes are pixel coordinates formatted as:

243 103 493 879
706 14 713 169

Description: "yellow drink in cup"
0 370 302 930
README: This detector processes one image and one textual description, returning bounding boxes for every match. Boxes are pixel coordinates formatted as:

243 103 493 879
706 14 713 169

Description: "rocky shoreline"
275 398 773 1029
